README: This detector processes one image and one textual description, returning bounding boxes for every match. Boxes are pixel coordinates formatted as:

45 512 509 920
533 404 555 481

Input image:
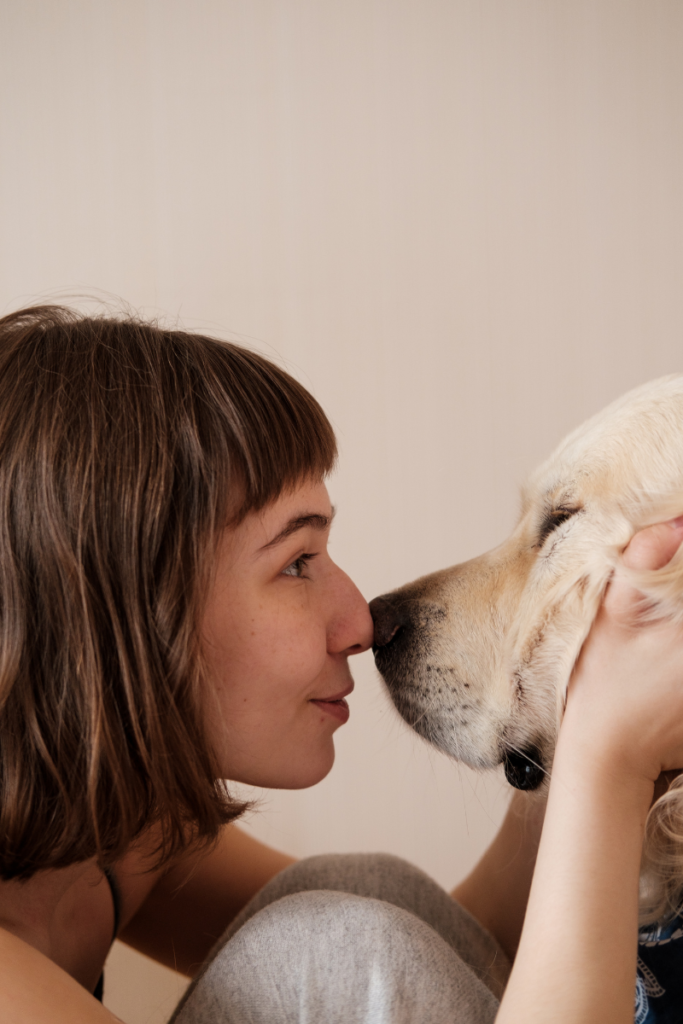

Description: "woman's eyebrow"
261 508 336 550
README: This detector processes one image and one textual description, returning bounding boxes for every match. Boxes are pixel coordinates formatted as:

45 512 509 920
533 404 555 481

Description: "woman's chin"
227 741 336 791
271 748 336 791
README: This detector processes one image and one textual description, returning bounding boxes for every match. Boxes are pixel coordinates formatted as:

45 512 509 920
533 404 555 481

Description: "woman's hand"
565 517 683 786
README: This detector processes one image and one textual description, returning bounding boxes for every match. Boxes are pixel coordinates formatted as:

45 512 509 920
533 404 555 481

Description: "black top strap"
93 866 122 1003
103 866 121 942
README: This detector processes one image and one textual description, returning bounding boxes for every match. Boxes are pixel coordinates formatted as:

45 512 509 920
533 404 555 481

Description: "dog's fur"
372 375 683 924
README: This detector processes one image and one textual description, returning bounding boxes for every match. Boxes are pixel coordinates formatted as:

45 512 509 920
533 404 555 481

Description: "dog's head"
372 376 683 792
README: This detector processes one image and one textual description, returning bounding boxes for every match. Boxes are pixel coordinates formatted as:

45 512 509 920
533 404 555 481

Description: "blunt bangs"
198 336 337 521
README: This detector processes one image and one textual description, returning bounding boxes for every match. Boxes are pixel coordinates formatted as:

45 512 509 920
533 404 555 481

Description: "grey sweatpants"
170 853 510 1024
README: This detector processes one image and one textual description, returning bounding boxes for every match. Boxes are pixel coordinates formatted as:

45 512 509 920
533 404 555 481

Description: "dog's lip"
310 682 354 702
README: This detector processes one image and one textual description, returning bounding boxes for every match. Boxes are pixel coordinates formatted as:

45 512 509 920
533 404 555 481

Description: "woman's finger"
602 518 683 624
621 517 683 571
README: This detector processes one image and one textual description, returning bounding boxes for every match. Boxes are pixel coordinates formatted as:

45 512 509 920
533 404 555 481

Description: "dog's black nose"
503 747 545 791
369 595 408 649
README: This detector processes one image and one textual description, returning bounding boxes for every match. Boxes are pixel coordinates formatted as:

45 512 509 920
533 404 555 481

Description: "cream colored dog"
371 376 683 923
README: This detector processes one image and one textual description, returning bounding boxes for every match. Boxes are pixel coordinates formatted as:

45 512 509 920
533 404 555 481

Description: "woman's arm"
452 789 546 962
498 718 651 1023
497 518 683 1024
119 825 295 976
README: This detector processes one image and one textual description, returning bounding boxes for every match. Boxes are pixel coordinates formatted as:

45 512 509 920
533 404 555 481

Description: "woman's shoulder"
0 857 134 1022
0 922 123 1022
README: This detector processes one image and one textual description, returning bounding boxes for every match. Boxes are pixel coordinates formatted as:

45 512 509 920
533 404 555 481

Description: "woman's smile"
309 682 355 723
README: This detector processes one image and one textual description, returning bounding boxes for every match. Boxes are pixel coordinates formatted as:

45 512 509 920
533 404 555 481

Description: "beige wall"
2 2 683 1021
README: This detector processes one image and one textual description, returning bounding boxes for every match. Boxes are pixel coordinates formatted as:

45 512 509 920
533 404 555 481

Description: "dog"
370 375 683 923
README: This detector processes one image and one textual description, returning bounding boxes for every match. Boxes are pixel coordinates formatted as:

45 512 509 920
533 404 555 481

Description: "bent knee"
174 891 498 1024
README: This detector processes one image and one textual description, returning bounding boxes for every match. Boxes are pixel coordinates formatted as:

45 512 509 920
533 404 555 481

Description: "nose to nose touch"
369 595 405 649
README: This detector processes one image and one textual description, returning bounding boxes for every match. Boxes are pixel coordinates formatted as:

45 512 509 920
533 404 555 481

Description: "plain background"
2 2 683 1021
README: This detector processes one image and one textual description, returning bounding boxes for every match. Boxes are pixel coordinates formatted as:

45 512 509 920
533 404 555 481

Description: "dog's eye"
538 506 581 546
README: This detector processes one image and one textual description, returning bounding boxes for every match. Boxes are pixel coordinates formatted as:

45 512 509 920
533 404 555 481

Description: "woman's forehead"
253 480 333 545
219 480 334 563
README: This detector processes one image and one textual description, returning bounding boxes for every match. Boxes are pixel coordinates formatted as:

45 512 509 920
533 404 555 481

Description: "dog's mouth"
503 746 545 790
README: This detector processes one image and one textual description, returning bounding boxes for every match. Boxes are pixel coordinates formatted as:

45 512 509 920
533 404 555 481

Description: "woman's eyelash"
281 553 317 578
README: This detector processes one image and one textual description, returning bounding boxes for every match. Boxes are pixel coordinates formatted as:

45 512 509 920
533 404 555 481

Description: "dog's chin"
378 649 553 787
381 684 508 770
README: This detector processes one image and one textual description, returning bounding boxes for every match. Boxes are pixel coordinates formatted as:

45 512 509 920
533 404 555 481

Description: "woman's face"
201 478 374 789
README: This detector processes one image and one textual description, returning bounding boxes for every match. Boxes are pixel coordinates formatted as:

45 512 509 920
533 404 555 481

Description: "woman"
0 303 680 1023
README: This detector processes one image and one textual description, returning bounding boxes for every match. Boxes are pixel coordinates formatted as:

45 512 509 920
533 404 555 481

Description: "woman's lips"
310 685 353 724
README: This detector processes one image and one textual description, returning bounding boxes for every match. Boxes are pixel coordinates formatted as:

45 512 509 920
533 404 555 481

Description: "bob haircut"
0 304 336 879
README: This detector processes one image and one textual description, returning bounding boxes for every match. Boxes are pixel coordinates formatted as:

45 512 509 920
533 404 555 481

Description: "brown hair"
0 304 336 879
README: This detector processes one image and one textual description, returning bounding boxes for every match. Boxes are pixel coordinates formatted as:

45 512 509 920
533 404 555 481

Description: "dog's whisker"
504 741 549 778
407 690 441 731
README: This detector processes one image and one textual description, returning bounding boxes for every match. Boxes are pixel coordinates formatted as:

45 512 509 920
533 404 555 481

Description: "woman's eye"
281 554 315 578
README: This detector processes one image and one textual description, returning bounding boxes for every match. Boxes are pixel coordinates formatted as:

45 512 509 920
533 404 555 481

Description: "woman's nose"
328 567 374 655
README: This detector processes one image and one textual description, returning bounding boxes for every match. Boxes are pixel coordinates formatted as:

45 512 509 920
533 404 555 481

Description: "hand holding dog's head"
371 377 683 922
567 517 683 788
